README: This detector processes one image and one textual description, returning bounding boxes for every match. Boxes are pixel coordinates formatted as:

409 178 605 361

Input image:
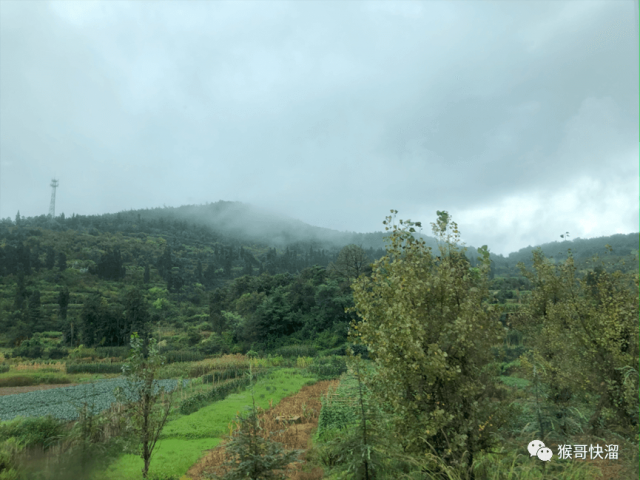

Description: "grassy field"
94 368 318 480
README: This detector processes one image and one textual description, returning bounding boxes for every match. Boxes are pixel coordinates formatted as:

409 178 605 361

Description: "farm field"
0 383 81 396
94 367 319 480
187 377 339 480
0 377 189 421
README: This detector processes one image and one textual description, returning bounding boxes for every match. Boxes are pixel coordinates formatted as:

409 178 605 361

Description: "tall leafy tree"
348 211 508 477
16 242 31 275
157 246 173 281
209 288 227 335
28 289 42 326
115 333 173 479
92 249 126 280
45 246 56 270
512 248 639 440
80 294 104 347
123 288 151 349
329 244 372 280
195 259 203 284
58 287 70 321
143 263 151 284
13 267 27 311
58 251 67 271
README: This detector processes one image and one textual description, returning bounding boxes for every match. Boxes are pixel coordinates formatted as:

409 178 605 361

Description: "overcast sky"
1 1 637 256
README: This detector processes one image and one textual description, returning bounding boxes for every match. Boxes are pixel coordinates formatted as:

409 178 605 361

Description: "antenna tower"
49 178 59 218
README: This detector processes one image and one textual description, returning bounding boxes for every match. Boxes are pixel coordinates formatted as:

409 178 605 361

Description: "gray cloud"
1 0 637 255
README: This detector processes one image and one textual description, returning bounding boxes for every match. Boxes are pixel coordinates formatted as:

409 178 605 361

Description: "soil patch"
187 379 339 480
0 383 81 396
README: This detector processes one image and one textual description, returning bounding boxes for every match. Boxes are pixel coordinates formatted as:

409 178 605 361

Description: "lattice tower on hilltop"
49 178 59 218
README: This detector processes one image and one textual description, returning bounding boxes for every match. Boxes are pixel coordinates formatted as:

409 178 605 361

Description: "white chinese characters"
557 444 618 460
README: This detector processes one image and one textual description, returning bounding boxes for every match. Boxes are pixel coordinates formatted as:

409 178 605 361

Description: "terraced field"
0 378 188 421
94 368 318 480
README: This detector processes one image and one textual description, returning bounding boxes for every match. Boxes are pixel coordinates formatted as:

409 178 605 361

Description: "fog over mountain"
114 200 639 264
1 1 637 256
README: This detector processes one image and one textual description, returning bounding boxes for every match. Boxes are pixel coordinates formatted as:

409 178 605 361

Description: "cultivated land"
95 368 319 480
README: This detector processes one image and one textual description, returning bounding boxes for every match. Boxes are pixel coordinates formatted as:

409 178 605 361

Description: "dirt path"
186 379 339 480
0 383 80 396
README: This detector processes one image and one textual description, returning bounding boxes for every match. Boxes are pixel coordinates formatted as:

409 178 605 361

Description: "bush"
0 365 9 374
65 363 124 374
95 346 130 359
0 415 64 449
307 356 347 380
274 345 317 358
202 367 250 384
41 332 64 338
0 375 72 387
163 350 204 364
320 346 347 357
45 346 69 360
0 376 37 388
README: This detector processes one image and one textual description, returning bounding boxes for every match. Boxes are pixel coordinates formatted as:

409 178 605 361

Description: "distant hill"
128 201 443 251
139 202 638 268
1 200 637 278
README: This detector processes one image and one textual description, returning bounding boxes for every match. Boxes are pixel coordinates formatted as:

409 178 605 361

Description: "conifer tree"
58 287 70 320
45 246 56 270
218 365 301 480
14 267 27 311
143 263 151 284
28 290 42 326
58 251 67 271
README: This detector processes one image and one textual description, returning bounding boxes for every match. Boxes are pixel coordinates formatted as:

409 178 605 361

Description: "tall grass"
65 363 124 374
274 345 317 358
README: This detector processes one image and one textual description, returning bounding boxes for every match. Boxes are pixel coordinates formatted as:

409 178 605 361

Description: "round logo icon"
537 447 553 462
528 440 545 457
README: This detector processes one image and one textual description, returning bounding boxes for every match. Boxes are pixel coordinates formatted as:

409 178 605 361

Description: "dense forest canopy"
0 203 636 356
1 201 636 278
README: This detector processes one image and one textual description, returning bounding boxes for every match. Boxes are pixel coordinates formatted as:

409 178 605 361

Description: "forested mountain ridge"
0 203 636 354
3 200 637 276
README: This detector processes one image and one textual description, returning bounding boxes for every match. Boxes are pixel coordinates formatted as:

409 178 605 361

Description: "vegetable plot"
0 378 188 422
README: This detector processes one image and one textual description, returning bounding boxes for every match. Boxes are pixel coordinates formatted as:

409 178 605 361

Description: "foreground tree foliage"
512 247 639 442
348 211 510 478
115 332 173 479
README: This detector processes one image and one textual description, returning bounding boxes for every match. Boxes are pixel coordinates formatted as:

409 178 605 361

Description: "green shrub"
163 350 204 364
0 437 22 479
274 345 317 358
320 346 347 357
0 415 64 449
0 365 9 374
0 376 37 388
202 367 249 384
307 356 347 380
41 332 64 338
0 375 73 387
65 363 124 374
95 346 130 359
44 346 68 360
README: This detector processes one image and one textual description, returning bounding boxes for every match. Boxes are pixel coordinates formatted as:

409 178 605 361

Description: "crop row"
316 369 377 440
0 378 188 422
65 363 125 374
305 355 347 380
179 369 269 415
